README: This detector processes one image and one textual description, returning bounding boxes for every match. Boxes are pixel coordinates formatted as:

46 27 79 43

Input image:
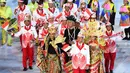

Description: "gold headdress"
48 24 57 34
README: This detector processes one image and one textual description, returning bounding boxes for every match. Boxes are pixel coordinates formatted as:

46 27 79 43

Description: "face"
49 33 55 39
38 5 43 10
67 20 74 28
65 6 70 11
77 37 83 43
62 20 67 25
48 17 54 23
75 22 80 28
0 2 6 7
123 0 128 5
106 25 112 31
24 20 31 26
91 36 97 41
81 2 86 8
44 23 48 29
18 2 23 6
48 3 54 8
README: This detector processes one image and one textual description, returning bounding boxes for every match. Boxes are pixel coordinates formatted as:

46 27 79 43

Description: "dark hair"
37 0 43 4
109 0 113 3
66 15 76 22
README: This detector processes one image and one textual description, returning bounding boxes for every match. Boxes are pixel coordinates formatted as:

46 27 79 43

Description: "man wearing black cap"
64 15 80 46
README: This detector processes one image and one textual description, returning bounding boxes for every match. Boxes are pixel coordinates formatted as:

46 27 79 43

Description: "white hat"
62 16 67 20
25 17 30 21
78 30 85 38
18 0 24 2
106 22 111 26
65 3 70 7
24 14 31 20
68 0 73 2
48 0 53 3
80 0 86 3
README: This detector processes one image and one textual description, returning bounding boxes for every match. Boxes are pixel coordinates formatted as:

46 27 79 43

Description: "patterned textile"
64 60 73 73
89 43 104 73
46 54 62 73
36 47 47 73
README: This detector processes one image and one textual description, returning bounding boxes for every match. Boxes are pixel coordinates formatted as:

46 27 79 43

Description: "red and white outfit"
58 24 68 36
63 3 77 14
103 30 120 72
38 27 48 46
15 5 31 28
70 41 90 73
33 8 48 25
14 5 31 46
56 10 74 22
47 7 60 18
13 25 37 68
76 8 93 27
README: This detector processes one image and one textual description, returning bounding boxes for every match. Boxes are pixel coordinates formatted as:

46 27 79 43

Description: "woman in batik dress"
88 35 105 73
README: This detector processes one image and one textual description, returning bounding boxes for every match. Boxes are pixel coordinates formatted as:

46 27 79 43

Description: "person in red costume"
103 22 122 73
69 30 90 73
10 15 37 71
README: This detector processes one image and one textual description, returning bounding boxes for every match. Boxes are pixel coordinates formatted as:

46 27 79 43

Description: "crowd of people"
0 0 129 73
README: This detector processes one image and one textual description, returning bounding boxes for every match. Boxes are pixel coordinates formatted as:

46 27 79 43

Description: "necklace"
67 27 76 41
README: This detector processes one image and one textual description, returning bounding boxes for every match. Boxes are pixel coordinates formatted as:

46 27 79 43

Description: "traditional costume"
87 32 104 73
64 15 80 46
37 25 65 73
84 16 105 73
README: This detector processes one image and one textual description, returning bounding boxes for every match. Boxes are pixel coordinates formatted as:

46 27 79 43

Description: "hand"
8 31 12 35
69 41 75 44
78 7 82 12
67 52 71 56
14 9 18 15
86 66 89 70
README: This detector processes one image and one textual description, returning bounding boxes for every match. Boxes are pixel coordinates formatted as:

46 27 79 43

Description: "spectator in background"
28 0 38 14
0 0 13 46
100 0 116 30
119 0 130 40
88 0 100 20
